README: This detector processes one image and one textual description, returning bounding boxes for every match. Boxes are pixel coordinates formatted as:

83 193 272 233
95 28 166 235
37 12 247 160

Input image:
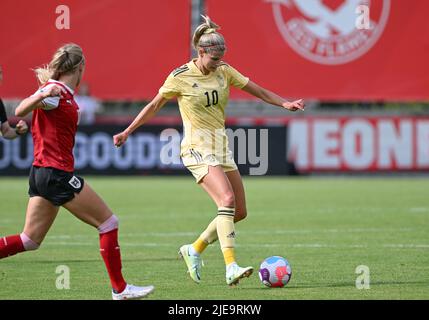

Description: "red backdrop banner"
0 0 190 100
287 116 429 172
207 0 429 101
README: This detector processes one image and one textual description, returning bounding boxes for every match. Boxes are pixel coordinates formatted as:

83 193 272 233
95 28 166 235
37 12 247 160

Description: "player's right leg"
225 170 247 223
62 182 154 300
0 196 59 259
198 165 253 286
181 169 248 269
178 165 233 284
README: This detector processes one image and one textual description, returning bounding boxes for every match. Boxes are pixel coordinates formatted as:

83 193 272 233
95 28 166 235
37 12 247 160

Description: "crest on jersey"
267 0 390 65
216 75 225 87
68 176 81 189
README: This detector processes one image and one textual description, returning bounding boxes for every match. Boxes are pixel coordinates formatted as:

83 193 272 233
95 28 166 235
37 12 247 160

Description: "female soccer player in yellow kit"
113 16 304 286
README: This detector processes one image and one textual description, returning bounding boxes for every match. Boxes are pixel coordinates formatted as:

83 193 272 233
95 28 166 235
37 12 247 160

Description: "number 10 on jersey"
204 90 219 107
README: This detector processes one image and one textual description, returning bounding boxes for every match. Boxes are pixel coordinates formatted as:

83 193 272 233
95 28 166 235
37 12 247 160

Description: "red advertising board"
287 116 429 172
207 0 429 101
0 0 190 100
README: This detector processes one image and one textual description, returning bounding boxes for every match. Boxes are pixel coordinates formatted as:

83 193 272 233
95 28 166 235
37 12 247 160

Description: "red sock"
0 235 25 259
99 229 127 293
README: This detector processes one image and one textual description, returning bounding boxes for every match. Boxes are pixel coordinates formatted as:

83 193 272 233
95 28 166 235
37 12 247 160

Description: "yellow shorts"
181 148 238 183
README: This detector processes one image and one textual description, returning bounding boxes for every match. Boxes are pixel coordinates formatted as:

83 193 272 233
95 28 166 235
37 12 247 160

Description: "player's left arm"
241 80 304 112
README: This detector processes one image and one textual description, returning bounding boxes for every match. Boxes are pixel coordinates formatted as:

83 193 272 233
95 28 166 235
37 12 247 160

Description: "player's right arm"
113 93 169 147
114 70 182 147
15 84 66 117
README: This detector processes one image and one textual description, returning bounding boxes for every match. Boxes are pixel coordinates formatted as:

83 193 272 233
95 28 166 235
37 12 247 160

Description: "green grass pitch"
0 176 428 300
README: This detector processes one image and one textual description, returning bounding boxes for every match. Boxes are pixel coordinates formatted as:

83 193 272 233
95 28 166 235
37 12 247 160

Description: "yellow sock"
216 207 236 266
192 238 208 254
222 248 236 265
199 217 218 245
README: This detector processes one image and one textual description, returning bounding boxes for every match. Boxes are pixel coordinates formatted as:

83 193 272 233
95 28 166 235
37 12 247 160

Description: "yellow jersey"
159 59 249 157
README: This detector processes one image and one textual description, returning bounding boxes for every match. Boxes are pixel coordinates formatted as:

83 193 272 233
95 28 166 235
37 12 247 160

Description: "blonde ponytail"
192 15 226 53
34 43 85 85
34 65 52 85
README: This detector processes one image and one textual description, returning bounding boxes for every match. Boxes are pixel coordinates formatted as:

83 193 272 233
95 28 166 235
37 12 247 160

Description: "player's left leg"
63 182 154 299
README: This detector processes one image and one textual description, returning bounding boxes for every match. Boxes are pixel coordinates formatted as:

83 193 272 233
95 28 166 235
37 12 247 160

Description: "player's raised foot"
226 263 253 286
112 284 155 300
178 244 203 284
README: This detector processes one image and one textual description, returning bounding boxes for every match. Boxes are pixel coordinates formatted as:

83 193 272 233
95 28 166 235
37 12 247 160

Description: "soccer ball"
258 256 292 288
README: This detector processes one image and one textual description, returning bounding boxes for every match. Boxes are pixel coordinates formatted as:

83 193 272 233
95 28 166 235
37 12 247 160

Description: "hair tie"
203 28 216 34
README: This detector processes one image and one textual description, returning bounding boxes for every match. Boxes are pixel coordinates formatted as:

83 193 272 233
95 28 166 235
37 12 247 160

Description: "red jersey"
31 80 79 172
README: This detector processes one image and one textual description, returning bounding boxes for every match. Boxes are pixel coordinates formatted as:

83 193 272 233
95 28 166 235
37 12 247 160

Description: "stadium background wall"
1 116 428 176
0 125 293 176
1 0 428 101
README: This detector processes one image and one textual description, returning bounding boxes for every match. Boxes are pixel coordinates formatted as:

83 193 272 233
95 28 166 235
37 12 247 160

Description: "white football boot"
112 284 155 300
226 263 253 286
178 244 204 284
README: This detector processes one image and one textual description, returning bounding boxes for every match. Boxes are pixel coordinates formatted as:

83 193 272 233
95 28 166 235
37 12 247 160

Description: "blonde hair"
34 43 85 85
192 15 226 54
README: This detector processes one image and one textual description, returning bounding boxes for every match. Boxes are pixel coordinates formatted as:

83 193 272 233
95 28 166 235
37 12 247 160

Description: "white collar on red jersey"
47 79 75 95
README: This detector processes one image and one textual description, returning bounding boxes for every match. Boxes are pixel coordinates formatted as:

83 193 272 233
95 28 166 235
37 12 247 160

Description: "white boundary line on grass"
43 242 429 249
44 227 417 240
409 207 429 213
41 227 428 249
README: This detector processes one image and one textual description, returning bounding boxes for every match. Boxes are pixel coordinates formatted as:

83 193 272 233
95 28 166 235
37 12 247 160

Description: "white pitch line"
266 227 415 235
45 232 197 240
44 227 417 240
43 242 173 247
382 244 429 248
409 207 429 213
43 242 429 249
245 243 429 249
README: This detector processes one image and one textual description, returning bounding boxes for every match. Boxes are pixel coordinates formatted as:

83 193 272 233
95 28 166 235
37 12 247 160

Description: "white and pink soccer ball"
259 256 292 288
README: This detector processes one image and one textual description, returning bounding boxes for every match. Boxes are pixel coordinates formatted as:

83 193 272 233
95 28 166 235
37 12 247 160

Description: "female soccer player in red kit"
0 44 154 300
